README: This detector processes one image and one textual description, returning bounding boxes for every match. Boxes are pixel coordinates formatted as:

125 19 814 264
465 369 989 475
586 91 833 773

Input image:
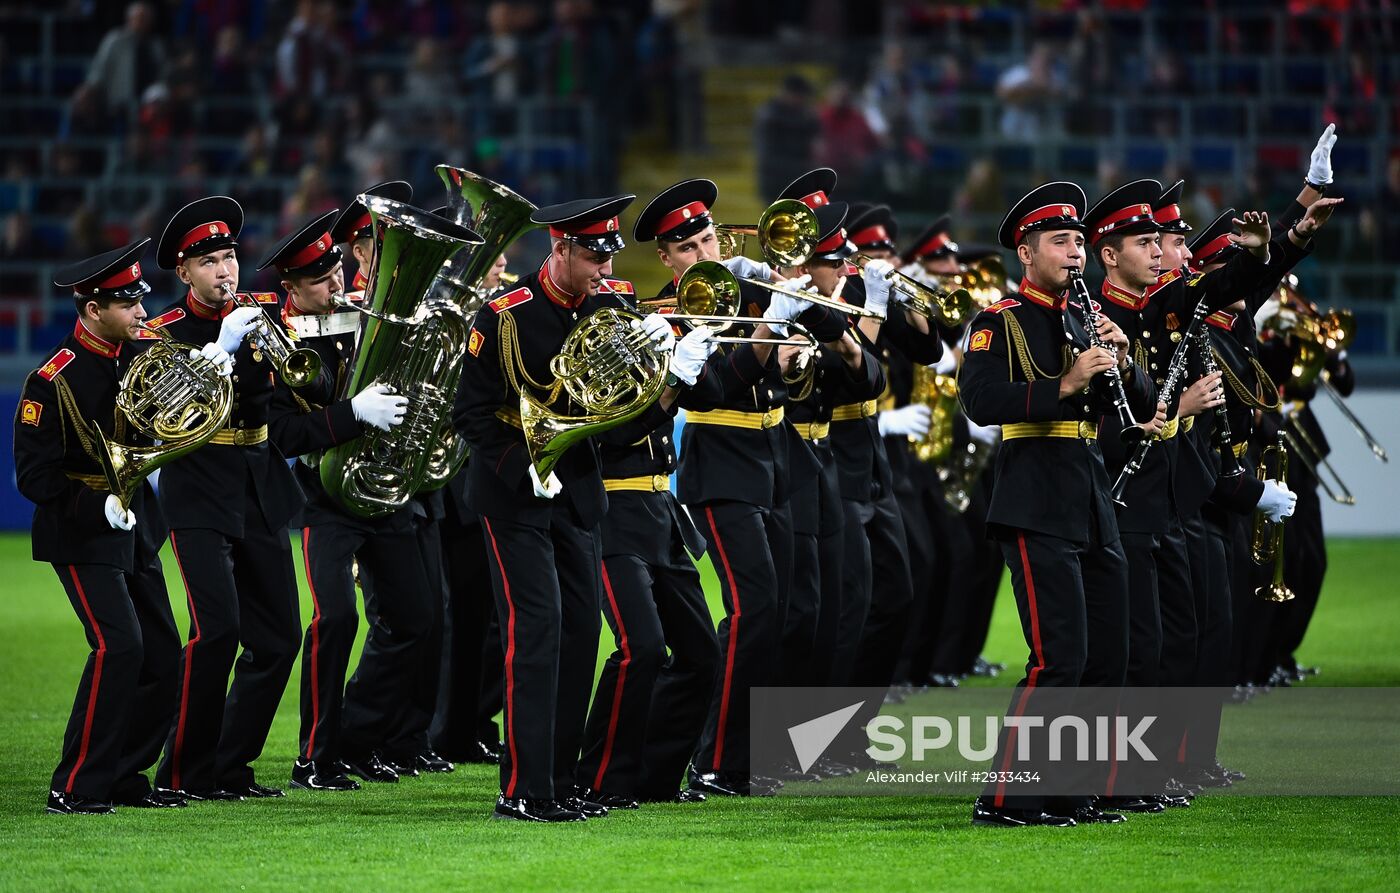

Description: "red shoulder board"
246 292 278 304
602 278 634 295
1156 268 1182 288
488 286 532 313
843 262 860 277
37 348 76 381
983 298 1020 315
146 307 186 328
1207 310 1236 330
135 326 162 340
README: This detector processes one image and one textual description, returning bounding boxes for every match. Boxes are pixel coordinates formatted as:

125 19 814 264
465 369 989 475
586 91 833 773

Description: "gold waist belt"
685 406 785 430
1002 421 1098 441
796 421 831 440
64 472 109 491
830 399 878 422
209 424 268 446
496 407 523 429
1159 417 1180 440
603 474 671 492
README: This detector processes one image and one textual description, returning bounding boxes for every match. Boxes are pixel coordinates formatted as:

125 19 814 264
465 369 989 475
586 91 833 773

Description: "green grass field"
1 533 1397 891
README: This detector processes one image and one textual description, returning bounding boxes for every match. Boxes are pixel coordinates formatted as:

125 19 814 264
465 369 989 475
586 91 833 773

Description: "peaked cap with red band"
156 195 243 269
811 201 855 261
533 194 635 255
55 237 153 302
1154 179 1192 234
1189 207 1240 269
1082 178 1163 247
330 180 414 245
634 178 718 243
257 209 344 278
777 168 838 209
997 181 1087 250
847 203 898 254
903 214 959 264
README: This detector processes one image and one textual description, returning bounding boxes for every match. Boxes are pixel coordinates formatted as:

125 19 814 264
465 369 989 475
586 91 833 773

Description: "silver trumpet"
221 283 321 387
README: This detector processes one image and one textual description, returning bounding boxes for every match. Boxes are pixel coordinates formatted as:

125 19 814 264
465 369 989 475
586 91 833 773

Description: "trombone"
640 260 816 346
716 199 821 269
1251 431 1295 602
853 253 973 327
1281 412 1356 506
1319 372 1388 463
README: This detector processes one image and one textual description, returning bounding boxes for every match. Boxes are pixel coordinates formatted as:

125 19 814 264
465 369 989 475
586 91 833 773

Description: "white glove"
931 349 957 375
967 420 1001 446
1307 123 1337 186
669 327 715 386
634 313 676 353
529 464 562 499
216 305 264 354
763 291 812 337
721 255 774 282
351 383 409 431
191 342 233 377
103 493 136 531
877 404 933 438
861 258 894 316
1256 479 1297 522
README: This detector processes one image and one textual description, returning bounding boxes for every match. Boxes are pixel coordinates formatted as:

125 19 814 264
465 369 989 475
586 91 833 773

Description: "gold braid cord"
52 375 104 466
498 311 564 408
1002 311 1072 382
1214 347 1282 411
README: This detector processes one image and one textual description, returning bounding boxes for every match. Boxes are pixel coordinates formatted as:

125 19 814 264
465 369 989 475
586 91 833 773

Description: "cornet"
853 253 972 327
221 283 321 387
1251 430 1295 602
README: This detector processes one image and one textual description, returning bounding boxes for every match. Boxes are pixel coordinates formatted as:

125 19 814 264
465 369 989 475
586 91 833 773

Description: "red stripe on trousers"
63 566 107 793
167 531 203 792
482 518 521 797
995 531 1046 807
591 561 632 791
704 506 742 771
300 528 323 759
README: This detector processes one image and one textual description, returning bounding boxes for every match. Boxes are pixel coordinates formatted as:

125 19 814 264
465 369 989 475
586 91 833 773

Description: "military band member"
146 196 305 801
15 241 229 813
453 194 681 821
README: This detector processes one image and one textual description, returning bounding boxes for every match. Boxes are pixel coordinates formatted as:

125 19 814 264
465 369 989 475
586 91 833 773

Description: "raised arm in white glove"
1256 479 1297 522
721 255 775 282
967 420 1001 446
216 305 264 354
877 403 932 438
529 464 563 499
191 342 233 377
669 327 716 386
1307 123 1337 186
860 258 894 317
763 290 812 337
351 383 409 431
103 493 136 531
634 313 676 353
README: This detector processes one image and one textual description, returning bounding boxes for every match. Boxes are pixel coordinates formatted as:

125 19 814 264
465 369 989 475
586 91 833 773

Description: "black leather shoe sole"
972 805 1076 828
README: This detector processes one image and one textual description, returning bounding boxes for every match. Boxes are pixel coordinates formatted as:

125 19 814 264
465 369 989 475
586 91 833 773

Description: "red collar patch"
1144 267 1182 298
37 348 76 381
73 320 120 358
539 261 583 308
1018 277 1066 310
186 290 231 320
352 269 368 292
488 286 533 314
1101 279 1148 311
1207 310 1236 331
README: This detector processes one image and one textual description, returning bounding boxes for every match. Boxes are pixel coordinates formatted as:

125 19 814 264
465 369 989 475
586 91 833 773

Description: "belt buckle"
234 428 251 446
651 474 668 491
1077 421 1096 439
761 409 778 429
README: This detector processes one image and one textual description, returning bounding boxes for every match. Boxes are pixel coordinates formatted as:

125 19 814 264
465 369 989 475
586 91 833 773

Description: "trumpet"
853 253 972 327
715 199 821 268
1251 431 1295 602
1282 412 1355 506
645 260 816 346
221 283 321 387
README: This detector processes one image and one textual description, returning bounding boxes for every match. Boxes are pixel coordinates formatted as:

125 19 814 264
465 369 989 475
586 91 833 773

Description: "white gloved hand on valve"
216 305 264 355
103 494 137 531
1307 123 1337 186
877 403 933 438
351 383 409 431
668 327 715 386
634 313 676 353
190 342 234 377
860 258 894 316
1256 479 1298 522
721 255 774 282
529 464 563 499
763 291 812 337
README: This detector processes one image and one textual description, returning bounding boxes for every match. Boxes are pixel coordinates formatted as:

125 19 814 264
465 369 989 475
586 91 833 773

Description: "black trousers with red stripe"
576 549 719 798
51 562 181 801
984 528 1130 810
786 452 844 686
430 512 502 760
297 521 435 764
156 521 300 792
690 499 789 775
480 512 602 800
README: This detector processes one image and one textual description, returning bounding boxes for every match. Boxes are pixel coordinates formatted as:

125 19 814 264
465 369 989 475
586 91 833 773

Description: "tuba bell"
318 195 482 517
96 324 234 510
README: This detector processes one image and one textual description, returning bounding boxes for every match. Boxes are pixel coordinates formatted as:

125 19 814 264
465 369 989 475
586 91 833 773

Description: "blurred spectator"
38 147 88 217
996 41 1068 141
67 204 108 260
862 43 916 142
404 37 457 103
913 53 966 140
207 25 264 100
464 2 532 103
755 73 820 200
84 2 167 114
229 123 275 178
642 0 712 151
1325 51 1377 135
345 78 403 186
537 0 623 189
816 81 881 187
3 210 60 263
952 157 1004 239
280 164 338 230
307 128 352 187
59 84 120 144
1380 156 1400 251
275 0 349 99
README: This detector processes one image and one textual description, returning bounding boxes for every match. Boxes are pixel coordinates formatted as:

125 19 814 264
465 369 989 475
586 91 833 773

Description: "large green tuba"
319 195 481 517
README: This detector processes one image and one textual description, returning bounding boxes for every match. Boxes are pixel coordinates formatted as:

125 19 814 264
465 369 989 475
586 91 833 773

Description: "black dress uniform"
14 242 183 812
454 194 671 821
960 183 1158 824
146 197 304 799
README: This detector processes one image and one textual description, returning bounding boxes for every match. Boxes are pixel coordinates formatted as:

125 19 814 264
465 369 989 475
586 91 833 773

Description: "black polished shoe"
182 787 245 802
451 740 504 764
774 761 824 783
1153 793 1192 808
1099 795 1165 814
1071 805 1127 824
971 656 1004 677
382 756 420 778
491 794 587 822
575 786 639 810
927 672 961 688
234 781 285 798
340 753 400 783
46 790 115 815
639 788 707 804
971 798 1075 827
687 764 775 797
1213 762 1246 782
563 792 609 818
414 750 455 774
1181 766 1232 789
290 759 360 792
812 756 859 778
115 788 188 808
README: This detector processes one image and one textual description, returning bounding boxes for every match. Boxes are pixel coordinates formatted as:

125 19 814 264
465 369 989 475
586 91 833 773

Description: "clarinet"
1198 322 1244 480
1110 298 1210 504
1066 268 1139 444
